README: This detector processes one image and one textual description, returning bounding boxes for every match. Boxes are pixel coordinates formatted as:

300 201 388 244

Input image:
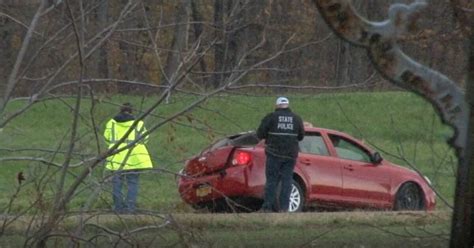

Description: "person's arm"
257 114 271 140
136 121 149 144
103 120 112 143
296 116 305 141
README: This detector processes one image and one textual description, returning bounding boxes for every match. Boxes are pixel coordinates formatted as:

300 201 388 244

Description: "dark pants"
262 153 296 212
112 170 139 213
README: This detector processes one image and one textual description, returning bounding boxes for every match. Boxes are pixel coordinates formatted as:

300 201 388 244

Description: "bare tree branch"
0 0 138 129
313 0 468 157
0 12 44 37
0 0 47 118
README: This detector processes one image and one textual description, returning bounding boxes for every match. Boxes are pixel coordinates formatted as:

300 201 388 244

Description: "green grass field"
0 91 456 213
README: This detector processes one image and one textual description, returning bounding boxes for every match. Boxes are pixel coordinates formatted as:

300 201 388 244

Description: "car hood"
383 160 423 179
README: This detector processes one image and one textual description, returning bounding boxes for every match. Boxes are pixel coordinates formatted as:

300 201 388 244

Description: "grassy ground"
0 211 451 247
0 91 456 213
0 91 457 246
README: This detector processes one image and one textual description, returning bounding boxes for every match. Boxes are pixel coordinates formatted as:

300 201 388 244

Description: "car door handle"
300 159 311 166
344 165 354 171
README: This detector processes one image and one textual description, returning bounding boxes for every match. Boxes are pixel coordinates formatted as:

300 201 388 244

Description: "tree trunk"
0 16 14 98
335 40 352 86
190 0 208 87
450 29 474 248
211 0 224 88
97 0 109 80
162 0 191 87
212 0 254 88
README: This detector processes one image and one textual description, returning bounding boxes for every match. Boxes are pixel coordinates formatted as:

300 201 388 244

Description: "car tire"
394 182 424 210
288 180 304 212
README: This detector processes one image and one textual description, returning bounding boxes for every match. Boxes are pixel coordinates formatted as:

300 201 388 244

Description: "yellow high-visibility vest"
103 119 153 170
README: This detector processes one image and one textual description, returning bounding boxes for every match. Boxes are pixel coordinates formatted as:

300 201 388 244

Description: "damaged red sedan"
177 127 436 212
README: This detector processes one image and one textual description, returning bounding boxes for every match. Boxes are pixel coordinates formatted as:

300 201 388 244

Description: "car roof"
232 127 353 141
232 127 351 138
304 126 346 136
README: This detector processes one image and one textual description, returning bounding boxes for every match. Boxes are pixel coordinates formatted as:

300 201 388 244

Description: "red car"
177 127 436 212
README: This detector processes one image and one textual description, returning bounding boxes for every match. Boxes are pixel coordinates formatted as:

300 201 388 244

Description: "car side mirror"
371 152 383 164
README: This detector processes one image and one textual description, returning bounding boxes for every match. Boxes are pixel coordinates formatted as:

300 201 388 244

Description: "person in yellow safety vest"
103 102 153 214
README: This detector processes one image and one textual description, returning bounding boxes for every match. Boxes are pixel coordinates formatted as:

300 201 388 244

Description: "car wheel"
288 180 304 212
394 182 424 210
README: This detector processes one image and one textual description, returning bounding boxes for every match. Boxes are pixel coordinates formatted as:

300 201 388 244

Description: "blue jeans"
262 153 296 212
112 170 139 213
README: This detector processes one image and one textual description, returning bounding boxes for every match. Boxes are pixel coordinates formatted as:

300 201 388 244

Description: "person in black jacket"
257 96 305 212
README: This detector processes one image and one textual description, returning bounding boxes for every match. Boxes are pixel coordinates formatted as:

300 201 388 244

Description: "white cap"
276 97 289 105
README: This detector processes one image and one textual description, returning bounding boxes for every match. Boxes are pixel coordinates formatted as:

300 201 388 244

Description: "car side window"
299 133 329 156
329 134 371 162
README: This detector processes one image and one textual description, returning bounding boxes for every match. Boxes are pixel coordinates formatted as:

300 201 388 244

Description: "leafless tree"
312 0 472 247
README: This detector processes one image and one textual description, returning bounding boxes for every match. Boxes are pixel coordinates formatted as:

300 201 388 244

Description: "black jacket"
114 113 135 122
257 108 305 159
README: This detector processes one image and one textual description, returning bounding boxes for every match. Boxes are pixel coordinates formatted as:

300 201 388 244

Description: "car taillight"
232 150 252 166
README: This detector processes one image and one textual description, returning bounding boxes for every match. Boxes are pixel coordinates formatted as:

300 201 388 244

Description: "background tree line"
0 0 469 98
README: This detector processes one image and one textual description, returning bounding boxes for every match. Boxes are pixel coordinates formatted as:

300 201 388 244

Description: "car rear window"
207 132 259 151
229 132 259 147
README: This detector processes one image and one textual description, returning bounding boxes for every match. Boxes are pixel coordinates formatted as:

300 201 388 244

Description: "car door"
328 134 391 208
298 132 343 204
